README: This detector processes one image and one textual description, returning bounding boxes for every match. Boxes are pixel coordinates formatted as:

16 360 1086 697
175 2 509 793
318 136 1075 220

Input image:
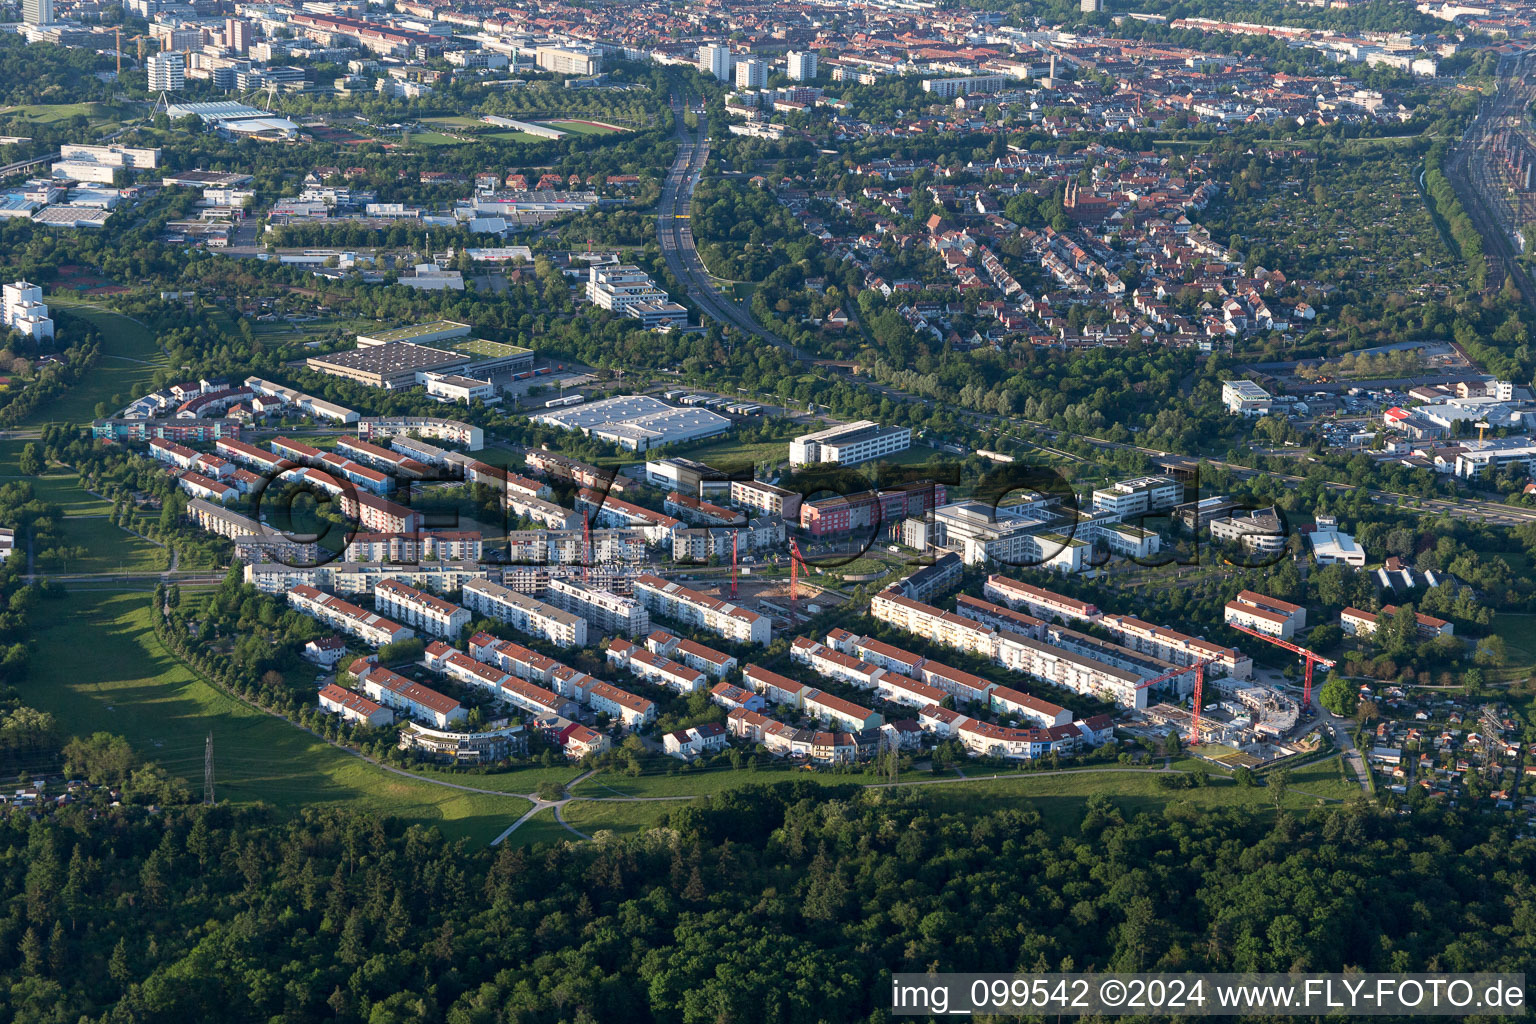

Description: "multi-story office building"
787 50 818 81
1090 476 1182 518
52 144 161 184
535 46 602 76
789 421 910 466
22 0 53 24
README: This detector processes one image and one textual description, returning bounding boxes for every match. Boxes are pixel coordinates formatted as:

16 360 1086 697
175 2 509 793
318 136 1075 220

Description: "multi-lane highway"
657 92 810 361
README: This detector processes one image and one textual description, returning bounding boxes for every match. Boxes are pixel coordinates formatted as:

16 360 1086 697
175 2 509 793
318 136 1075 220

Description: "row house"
803 688 883 731
662 722 729 760
792 637 886 689
605 639 707 694
584 680 657 730
352 662 464 728
647 631 736 678
318 683 395 728
743 664 809 707
468 632 561 686
710 682 764 712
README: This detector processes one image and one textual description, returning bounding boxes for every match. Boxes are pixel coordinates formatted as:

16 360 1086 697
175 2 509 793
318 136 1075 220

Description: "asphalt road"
656 91 811 362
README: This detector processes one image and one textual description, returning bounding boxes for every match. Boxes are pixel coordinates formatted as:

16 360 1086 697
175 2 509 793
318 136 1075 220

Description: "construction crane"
1228 622 1336 710
788 537 805 605
1135 659 1211 746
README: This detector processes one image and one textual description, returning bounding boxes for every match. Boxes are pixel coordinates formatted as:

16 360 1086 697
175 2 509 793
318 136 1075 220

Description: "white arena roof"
165 101 268 122
533 394 730 451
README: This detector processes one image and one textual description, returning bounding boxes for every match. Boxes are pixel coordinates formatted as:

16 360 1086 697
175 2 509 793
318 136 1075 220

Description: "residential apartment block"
373 579 470 638
462 579 587 648
547 577 650 638
632 574 771 646
287 584 413 648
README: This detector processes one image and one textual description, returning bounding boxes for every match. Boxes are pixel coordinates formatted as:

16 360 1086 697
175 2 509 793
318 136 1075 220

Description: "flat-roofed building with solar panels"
532 394 730 452
306 342 471 389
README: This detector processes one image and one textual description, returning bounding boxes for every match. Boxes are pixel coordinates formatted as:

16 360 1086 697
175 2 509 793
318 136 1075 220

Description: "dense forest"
0 781 1530 1023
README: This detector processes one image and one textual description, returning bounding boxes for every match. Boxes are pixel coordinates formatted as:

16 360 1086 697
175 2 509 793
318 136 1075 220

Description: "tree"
18 443 42 476
1318 675 1357 717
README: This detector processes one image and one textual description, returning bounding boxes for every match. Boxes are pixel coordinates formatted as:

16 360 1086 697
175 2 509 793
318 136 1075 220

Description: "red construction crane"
1136 659 1211 746
1228 622 1336 710
788 538 805 605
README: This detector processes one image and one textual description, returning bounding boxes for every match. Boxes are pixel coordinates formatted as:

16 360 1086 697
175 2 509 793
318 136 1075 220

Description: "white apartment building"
547 577 650 638
699 44 732 82
461 579 587 648
1224 590 1306 639
1098 613 1252 680
983 575 1101 624
52 144 162 185
993 630 1148 709
787 50 818 81
632 574 771 646
730 479 801 519
287 585 413 647
789 421 910 466
148 52 186 92
870 590 997 656
372 579 470 638
735 58 768 89
920 74 1007 98
22 0 52 24
1090 475 1182 517
0 281 51 341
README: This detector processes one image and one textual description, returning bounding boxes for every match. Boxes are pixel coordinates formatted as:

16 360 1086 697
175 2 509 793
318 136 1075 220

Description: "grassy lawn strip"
29 300 165 427
560 799 674 838
21 589 528 844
